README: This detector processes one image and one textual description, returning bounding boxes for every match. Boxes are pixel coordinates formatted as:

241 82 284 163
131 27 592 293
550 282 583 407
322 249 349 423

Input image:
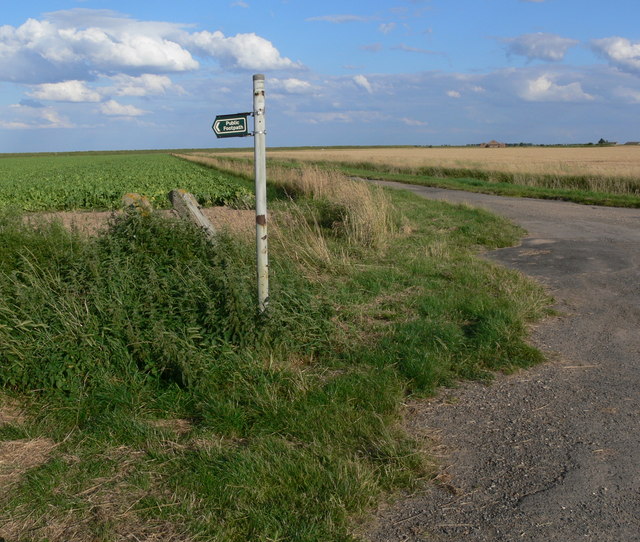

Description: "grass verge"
0 162 551 541
202 153 640 208
337 164 640 208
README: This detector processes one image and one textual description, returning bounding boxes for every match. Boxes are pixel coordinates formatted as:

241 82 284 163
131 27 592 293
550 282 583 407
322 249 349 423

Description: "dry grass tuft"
175 153 253 179
0 438 56 491
0 395 27 427
180 154 398 278
180 154 396 251
148 418 193 436
0 510 193 542
270 165 395 251
271 206 336 272
0 444 195 542
425 239 453 260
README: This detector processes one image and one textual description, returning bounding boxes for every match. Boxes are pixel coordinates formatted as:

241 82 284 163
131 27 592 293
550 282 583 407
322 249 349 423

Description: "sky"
1 0 639 152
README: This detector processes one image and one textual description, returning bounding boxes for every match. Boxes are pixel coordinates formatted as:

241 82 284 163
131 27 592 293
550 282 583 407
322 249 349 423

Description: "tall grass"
0 157 552 541
177 154 395 262
0 212 258 393
0 207 425 541
270 164 394 250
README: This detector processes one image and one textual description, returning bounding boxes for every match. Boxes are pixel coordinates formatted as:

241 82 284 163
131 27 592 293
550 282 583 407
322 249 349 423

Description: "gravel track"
365 183 640 542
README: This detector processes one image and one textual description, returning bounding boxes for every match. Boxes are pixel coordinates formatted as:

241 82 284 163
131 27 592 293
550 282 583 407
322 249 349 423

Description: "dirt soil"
365 183 640 541
26 206 255 237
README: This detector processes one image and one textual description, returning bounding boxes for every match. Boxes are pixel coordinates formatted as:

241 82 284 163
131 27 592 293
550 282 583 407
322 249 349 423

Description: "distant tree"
597 138 608 145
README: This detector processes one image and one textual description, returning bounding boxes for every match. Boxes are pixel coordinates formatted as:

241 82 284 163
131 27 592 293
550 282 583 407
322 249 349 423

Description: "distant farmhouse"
480 140 506 148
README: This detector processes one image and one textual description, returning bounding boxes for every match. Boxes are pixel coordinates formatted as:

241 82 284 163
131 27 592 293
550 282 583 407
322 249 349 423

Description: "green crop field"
0 153 252 211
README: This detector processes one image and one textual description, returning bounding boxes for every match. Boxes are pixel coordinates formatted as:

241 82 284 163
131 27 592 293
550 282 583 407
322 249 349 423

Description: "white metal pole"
253 74 269 313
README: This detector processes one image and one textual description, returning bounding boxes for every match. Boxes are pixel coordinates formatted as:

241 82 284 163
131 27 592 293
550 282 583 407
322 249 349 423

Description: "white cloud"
353 74 373 94
503 33 578 62
0 120 31 129
0 104 73 129
613 87 640 103
271 78 314 94
306 15 377 23
185 30 301 70
41 108 73 127
76 31 197 72
304 112 356 124
100 99 148 116
392 44 444 56
520 75 594 102
0 9 300 85
401 117 427 126
361 43 383 53
231 1 249 7
108 74 180 97
447 90 461 98
0 12 198 83
379 23 396 35
592 37 640 75
29 80 102 102
4 63 639 148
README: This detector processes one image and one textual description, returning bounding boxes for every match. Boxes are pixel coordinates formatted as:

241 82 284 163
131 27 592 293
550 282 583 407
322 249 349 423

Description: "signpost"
212 75 269 313
212 113 250 138
252 75 269 314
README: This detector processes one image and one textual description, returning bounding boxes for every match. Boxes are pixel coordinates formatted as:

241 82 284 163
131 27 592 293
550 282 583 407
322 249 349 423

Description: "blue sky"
1 0 639 152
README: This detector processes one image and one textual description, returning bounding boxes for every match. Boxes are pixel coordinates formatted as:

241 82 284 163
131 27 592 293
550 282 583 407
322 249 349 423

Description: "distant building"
480 140 506 148
623 141 640 146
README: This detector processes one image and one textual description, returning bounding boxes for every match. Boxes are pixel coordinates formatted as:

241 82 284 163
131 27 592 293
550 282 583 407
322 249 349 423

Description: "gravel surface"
365 183 640 542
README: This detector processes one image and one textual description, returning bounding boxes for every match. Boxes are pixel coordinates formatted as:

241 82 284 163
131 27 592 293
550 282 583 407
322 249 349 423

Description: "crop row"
0 153 252 211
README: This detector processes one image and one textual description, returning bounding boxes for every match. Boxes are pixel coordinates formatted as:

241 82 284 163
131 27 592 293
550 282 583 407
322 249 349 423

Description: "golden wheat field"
218 146 640 180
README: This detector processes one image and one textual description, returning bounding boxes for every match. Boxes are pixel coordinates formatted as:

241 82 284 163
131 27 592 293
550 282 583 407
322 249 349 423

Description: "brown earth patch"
24 206 255 238
201 206 254 237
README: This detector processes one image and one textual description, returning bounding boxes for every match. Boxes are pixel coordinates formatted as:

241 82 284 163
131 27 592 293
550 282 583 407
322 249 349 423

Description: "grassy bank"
0 156 550 541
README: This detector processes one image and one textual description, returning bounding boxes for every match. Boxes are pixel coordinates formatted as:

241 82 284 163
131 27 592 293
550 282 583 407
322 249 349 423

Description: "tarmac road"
365 182 640 542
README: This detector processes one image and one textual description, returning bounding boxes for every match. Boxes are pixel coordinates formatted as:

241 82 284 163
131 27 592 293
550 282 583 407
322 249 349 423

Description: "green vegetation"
0 153 252 211
0 154 550 541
